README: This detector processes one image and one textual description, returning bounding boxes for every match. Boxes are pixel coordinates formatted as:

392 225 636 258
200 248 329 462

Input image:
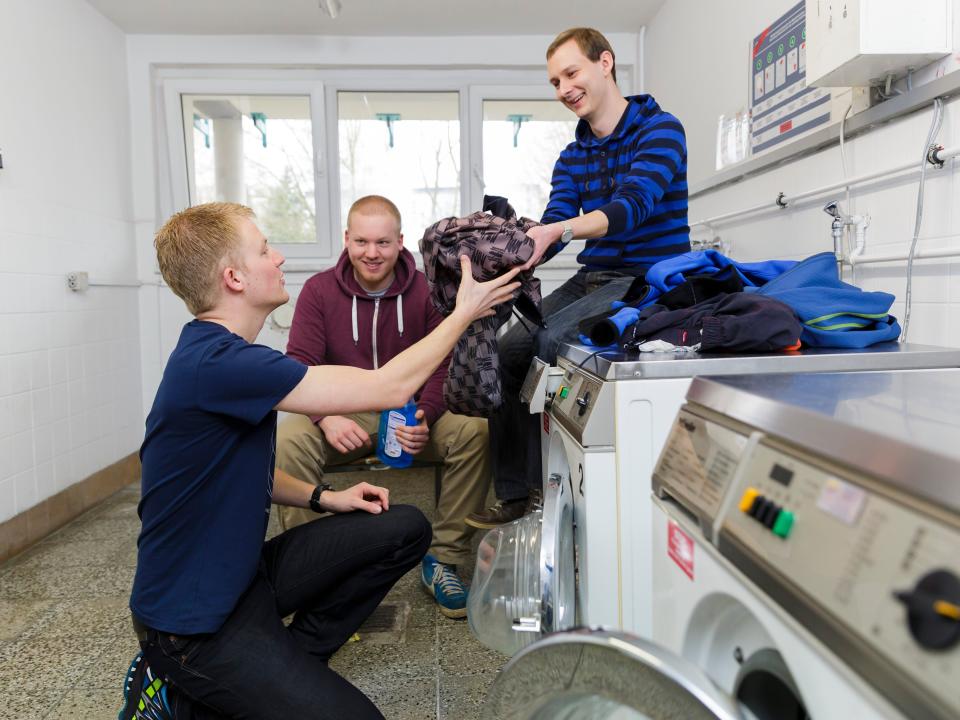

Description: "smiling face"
547 39 616 122
345 211 404 293
232 216 288 311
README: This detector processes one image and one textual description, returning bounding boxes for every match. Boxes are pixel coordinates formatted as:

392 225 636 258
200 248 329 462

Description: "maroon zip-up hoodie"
285 247 448 426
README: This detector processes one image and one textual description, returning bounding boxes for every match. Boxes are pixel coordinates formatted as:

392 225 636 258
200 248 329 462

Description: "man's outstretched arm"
276 257 520 418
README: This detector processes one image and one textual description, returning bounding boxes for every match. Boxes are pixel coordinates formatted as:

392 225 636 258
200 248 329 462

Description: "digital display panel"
769 463 794 486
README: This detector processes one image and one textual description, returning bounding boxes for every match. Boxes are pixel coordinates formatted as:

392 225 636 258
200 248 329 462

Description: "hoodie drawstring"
397 293 404 336
351 295 359 344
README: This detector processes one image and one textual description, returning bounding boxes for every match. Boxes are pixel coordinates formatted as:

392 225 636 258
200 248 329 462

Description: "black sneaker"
118 650 173 720
464 489 542 529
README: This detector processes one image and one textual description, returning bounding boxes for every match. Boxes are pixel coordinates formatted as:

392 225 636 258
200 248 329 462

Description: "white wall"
0 0 142 523
645 0 960 347
126 32 642 405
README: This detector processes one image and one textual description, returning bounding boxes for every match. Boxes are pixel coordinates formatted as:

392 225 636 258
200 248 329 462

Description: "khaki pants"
276 411 490 565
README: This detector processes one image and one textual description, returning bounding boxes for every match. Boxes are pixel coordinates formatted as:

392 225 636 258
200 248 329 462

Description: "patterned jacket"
420 202 542 416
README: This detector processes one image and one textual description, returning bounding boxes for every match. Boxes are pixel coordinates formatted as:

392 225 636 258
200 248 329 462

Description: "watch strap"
309 483 334 513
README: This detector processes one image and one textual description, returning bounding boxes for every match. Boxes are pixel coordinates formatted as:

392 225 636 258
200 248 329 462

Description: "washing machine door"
468 471 576 656
539 470 576 633
481 629 744 720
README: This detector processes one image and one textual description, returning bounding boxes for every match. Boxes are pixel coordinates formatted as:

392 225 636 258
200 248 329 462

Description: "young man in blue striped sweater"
466 27 691 528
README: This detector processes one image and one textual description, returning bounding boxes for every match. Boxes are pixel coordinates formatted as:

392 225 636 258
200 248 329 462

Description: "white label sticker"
817 478 867 526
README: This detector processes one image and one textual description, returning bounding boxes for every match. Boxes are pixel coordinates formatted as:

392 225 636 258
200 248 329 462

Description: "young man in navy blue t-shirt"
122 202 519 720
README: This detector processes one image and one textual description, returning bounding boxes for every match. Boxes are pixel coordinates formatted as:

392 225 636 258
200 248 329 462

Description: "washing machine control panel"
720 440 960 720
552 358 613 446
652 408 751 538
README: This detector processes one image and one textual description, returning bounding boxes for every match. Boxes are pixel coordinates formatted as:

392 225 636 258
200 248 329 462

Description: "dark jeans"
490 268 638 501
138 504 431 719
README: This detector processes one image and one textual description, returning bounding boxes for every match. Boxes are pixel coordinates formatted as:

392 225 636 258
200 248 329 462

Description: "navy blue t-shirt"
130 320 307 634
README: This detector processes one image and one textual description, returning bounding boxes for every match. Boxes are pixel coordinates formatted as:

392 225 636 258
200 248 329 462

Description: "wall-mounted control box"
805 0 952 87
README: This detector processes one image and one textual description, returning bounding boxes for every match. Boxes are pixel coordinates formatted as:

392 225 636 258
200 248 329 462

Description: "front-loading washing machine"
469 342 960 656
479 368 960 720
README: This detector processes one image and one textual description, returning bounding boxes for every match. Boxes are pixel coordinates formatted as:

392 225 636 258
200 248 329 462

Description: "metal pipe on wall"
691 145 960 229
850 246 960 265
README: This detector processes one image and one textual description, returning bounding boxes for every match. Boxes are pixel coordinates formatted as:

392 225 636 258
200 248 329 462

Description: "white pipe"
691 145 960 228
850 246 960 265
845 215 870 265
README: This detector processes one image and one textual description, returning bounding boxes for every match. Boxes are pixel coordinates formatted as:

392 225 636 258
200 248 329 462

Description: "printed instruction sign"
750 1 830 155
668 520 695 580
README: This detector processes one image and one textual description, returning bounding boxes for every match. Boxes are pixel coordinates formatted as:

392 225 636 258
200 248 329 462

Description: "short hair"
547 28 617 83
346 195 402 233
154 202 254 316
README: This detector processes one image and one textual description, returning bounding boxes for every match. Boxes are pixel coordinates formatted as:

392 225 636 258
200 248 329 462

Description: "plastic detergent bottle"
376 399 418 468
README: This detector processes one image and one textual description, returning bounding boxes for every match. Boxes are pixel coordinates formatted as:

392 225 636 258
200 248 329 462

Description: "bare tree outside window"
184 94 317 244
482 100 577 219
338 92 460 241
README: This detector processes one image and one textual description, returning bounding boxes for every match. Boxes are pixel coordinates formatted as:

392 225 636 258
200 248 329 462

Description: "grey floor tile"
330 640 437 687
0 687 64 720
0 600 54 641
437 623 507 678
43 516 142 545
23 598 129 643
438 671 496 720
9 539 128 570
45 689 118 720
0 564 134 601
0 631 115 693
81 635 140 690
354 676 438 720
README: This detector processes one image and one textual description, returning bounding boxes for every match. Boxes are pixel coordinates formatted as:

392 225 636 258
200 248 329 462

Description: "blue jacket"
578 250 796 346
752 252 900 347
542 95 690 271
629 250 797 309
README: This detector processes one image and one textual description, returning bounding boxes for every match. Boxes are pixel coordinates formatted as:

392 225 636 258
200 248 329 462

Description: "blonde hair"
347 195 402 233
154 202 254 315
547 27 617 82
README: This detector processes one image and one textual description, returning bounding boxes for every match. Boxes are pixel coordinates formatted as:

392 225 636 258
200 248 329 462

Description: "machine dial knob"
893 569 960 651
575 390 591 416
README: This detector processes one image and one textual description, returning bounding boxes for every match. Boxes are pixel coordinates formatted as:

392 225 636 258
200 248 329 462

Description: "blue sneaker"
118 650 173 720
421 554 468 618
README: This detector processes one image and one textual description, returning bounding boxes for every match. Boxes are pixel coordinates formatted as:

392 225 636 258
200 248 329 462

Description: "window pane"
482 100 577 220
338 92 460 240
182 94 316 244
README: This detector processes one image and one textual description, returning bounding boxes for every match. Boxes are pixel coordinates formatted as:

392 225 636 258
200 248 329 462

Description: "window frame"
157 66 633 264
162 76 332 258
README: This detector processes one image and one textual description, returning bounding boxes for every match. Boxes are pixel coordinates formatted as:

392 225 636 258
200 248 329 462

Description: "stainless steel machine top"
559 341 960 381
687 369 960 515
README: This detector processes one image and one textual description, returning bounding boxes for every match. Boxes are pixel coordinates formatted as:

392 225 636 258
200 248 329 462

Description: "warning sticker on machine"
668 520 695 580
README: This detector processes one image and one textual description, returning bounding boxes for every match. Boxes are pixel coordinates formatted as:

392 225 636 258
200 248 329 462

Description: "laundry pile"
578 250 901 352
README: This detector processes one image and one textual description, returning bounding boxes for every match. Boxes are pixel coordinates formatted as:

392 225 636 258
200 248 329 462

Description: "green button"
559 386 569 399
772 510 795 538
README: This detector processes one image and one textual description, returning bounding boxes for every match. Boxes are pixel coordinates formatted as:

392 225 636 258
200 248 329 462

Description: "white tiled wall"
0 0 142 523
646 0 960 348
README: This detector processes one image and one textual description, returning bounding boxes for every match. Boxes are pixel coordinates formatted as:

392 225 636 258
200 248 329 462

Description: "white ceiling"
85 0 666 36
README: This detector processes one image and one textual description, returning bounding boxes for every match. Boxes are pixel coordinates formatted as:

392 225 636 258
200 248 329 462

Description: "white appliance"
468 342 960 657
805 0 951 88
480 368 960 720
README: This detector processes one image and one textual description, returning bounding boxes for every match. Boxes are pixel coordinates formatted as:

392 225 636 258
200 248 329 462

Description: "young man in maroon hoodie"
276 195 490 618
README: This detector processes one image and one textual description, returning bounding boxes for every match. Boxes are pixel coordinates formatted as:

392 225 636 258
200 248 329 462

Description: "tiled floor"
0 469 507 719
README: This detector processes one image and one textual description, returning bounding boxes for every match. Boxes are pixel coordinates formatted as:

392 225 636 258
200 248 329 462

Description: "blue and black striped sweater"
542 94 690 272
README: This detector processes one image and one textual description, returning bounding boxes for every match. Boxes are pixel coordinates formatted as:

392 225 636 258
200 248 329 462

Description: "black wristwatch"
309 483 334 513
